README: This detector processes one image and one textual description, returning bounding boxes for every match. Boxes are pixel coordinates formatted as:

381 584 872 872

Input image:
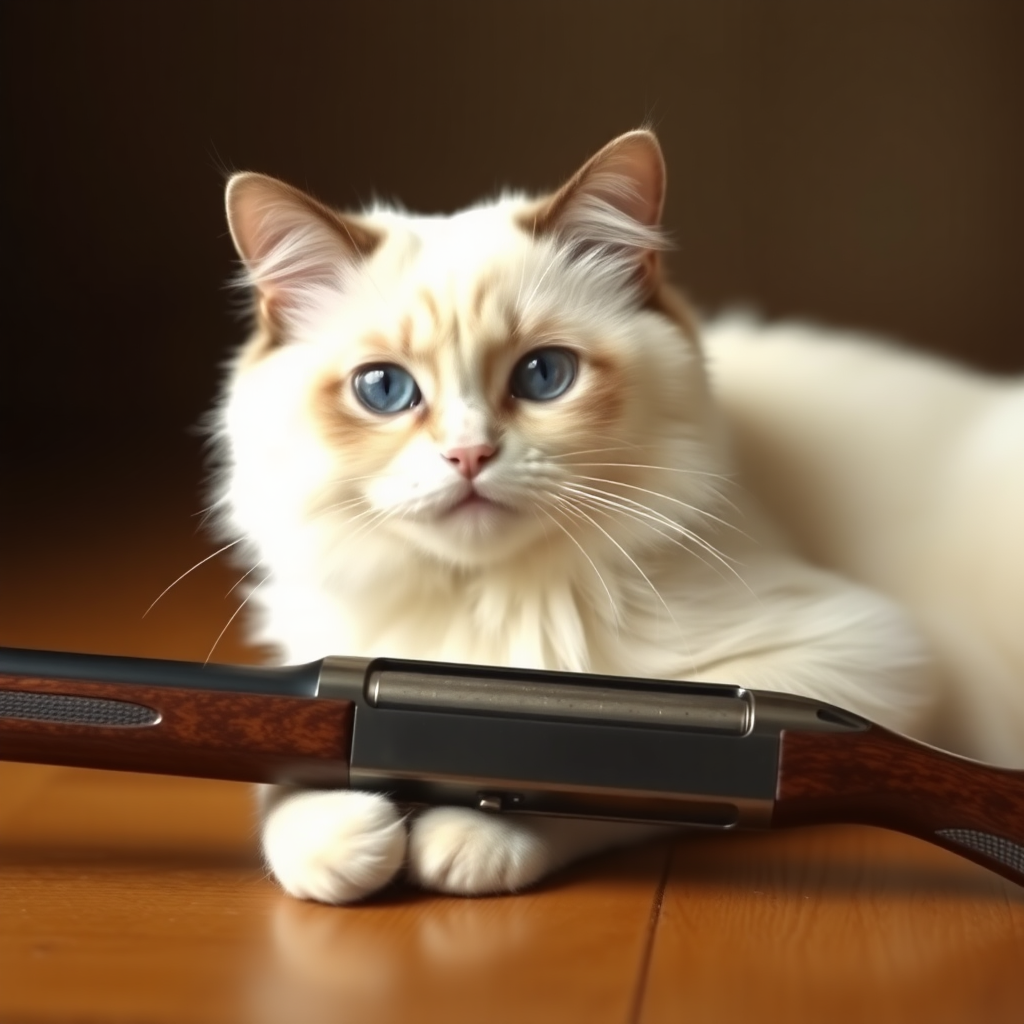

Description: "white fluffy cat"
212 131 1023 904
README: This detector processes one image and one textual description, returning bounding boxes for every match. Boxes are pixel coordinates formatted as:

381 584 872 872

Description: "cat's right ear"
225 174 381 328
518 131 668 296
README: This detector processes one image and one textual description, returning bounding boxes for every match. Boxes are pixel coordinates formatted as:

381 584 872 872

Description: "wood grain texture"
0 673 353 786
4 764 1023 1024
773 726 1024 886
639 826 1024 1024
0 763 668 1024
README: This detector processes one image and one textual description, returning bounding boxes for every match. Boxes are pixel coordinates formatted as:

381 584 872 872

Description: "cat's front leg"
259 786 407 904
408 807 671 895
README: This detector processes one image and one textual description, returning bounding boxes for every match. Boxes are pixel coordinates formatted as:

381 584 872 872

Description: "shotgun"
1 645 1022 886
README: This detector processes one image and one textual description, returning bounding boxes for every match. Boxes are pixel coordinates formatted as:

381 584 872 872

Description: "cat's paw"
261 789 406 904
407 807 551 895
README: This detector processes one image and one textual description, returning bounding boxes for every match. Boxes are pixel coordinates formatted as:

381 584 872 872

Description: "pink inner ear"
585 136 665 229
523 131 668 258
226 174 382 321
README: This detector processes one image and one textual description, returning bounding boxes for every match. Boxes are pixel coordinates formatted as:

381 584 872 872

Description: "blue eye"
353 364 421 414
510 348 577 401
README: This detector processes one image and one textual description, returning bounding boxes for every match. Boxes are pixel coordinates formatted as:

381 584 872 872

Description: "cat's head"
218 131 721 574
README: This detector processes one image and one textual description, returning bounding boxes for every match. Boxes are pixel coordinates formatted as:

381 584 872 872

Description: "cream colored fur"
213 132 1022 904
707 319 1024 766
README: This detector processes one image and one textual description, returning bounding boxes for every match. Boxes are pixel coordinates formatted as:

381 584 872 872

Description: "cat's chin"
441 492 510 520
389 500 548 569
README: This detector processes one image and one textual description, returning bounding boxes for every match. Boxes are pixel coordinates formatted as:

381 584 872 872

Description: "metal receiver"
318 657 868 829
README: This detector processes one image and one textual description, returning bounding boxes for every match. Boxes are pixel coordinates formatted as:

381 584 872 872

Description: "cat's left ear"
520 130 668 295
225 173 381 328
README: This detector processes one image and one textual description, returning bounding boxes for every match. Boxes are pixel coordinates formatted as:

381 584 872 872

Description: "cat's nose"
444 444 497 479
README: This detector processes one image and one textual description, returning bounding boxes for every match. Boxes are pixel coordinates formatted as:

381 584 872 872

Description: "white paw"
261 789 406 904
408 807 552 895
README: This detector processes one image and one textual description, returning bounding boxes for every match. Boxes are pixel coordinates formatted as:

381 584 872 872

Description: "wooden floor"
2 437 1022 1023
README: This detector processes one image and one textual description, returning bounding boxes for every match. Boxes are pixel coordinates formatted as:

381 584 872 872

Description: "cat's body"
708 320 1024 767
213 132 1023 904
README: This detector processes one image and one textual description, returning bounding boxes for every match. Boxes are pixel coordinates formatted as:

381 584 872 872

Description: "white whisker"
206 574 270 665
343 504 401 545
568 462 734 481
549 445 641 461
533 499 620 627
551 493 677 627
310 495 371 521
561 482 752 593
572 475 743 534
191 504 220 530
226 561 264 597
144 539 244 618
563 488 737 588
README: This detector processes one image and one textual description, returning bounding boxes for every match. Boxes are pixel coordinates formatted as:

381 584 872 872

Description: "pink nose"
444 444 496 480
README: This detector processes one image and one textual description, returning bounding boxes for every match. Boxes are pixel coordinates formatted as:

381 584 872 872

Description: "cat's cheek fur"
259 787 407 904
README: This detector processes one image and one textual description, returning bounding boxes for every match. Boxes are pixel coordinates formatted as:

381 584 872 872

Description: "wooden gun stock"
774 726 1024 884
0 671 354 786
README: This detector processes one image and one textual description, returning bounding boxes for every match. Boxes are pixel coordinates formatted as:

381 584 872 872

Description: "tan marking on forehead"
505 305 522 340
470 274 494 324
479 314 522 400
397 315 413 358
420 289 441 331
508 313 573 361
360 322 437 377
360 332 399 358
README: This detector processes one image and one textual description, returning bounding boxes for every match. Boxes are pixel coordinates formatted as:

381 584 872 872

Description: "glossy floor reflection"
2 761 1022 1024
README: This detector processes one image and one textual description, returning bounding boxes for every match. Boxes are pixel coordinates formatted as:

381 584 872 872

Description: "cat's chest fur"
248 521 709 673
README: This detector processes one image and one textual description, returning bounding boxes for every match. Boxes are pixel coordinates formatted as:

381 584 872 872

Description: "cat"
211 130 1023 905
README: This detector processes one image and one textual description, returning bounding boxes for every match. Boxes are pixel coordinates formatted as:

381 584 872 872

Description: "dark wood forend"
773 725 1024 886
0 672 354 786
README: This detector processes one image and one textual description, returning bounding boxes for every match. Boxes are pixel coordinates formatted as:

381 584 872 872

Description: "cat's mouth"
442 489 510 519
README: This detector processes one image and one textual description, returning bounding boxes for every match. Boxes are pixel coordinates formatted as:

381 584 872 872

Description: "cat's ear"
520 130 668 294
225 173 381 327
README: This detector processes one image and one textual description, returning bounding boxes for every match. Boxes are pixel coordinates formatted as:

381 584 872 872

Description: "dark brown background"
2 0 1022 661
